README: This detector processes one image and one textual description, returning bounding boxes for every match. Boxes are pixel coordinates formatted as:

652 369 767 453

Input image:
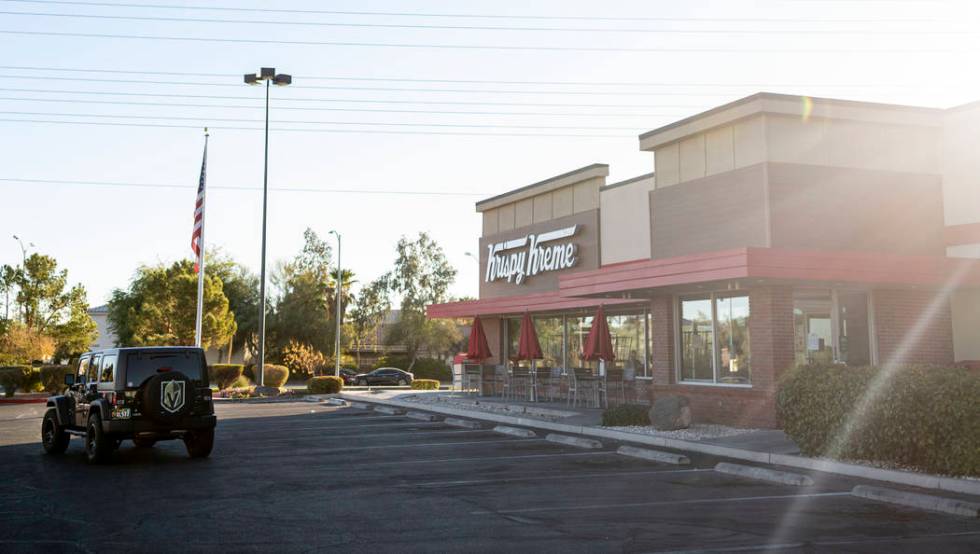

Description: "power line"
0 110 649 131
0 10 963 35
0 65 948 88
0 96 680 118
0 117 631 138
0 177 493 197
0 87 711 109
0 0 937 23
0 73 769 97
0 29 960 53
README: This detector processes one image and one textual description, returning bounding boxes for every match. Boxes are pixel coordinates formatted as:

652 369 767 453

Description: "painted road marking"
651 530 980 553
470 491 851 515
403 468 714 488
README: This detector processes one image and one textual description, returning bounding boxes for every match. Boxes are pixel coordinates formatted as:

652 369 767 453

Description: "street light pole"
329 230 342 377
10 235 33 322
244 67 291 387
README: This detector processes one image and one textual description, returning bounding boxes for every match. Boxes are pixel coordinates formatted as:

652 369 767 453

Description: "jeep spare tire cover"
142 372 193 421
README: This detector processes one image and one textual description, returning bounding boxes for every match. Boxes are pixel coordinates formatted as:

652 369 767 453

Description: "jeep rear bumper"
102 415 216 435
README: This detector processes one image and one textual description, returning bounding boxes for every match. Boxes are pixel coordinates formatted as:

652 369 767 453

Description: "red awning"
428 290 643 319
582 305 616 362
515 311 543 361
465 315 493 362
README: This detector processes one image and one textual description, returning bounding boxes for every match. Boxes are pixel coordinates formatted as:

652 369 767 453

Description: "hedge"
374 356 451 382
0 366 33 397
308 376 344 394
209 364 244 390
777 363 980 477
243 363 290 387
410 379 440 390
40 365 73 393
601 403 650 427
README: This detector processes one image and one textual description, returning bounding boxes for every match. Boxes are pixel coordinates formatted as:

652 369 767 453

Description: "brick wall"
747 286 796 390
649 296 674 385
651 384 779 428
874 289 955 365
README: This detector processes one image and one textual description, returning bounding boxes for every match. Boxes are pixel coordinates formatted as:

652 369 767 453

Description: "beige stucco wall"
600 175 655 265
481 176 604 234
653 115 767 187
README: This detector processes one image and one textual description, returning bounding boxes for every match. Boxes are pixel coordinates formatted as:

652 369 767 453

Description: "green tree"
5 254 96 360
107 260 236 350
346 278 390 369
207 251 260 361
1 264 17 322
382 233 459 369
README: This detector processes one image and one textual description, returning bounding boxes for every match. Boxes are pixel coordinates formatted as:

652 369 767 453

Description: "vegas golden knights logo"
161 380 185 413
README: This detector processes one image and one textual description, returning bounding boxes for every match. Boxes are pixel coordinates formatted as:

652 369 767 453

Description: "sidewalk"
338 389 980 497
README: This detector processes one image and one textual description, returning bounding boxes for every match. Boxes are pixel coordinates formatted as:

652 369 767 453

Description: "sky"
1 0 979 308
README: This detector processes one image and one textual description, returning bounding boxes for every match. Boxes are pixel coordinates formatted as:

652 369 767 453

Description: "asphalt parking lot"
0 400 978 553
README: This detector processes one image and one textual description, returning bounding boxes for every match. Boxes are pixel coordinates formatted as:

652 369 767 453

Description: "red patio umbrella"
583 305 616 362
516 311 543 361
466 315 493 362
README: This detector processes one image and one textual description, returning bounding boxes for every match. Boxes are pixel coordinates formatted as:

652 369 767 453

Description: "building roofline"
475 163 609 212
601 172 655 192
638 92 942 151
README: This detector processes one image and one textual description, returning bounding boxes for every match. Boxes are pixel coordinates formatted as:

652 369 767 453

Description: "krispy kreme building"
428 93 980 427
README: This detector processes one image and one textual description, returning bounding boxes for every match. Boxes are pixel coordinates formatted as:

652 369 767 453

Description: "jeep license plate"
112 408 131 419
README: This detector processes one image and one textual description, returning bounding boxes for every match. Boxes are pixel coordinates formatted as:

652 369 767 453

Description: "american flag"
191 135 208 273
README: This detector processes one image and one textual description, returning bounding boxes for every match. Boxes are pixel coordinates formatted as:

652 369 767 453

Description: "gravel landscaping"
600 424 763 441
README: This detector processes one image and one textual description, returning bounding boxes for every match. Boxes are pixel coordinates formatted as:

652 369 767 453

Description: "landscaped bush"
25 367 43 392
262 364 290 387
601 403 651 427
777 363 980 477
228 375 250 389
0 365 32 397
40 365 73 393
410 379 440 390
374 356 451 382
209 364 244 390
308 376 344 394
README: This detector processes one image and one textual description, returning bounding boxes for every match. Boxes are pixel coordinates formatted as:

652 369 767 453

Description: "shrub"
40 365 72 393
0 365 32 397
601 403 651 427
777 363 980 477
410 379 440 390
25 368 43 392
308 376 343 394
262 364 289 387
228 375 250 389
209 364 244 390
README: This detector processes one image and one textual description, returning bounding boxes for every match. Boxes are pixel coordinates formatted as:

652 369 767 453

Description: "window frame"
674 292 753 388
99 354 117 388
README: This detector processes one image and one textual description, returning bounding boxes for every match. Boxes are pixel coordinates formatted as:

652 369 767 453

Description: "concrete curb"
546 433 603 449
445 417 485 429
715 462 814 486
617 445 690 465
493 426 537 438
348 401 374 410
851 485 980 518
374 406 406 416
323 398 348 407
338 393 980 496
406 412 443 422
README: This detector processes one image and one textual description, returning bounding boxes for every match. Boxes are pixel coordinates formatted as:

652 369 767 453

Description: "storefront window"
793 289 873 366
715 295 750 384
680 298 714 381
567 316 598 372
535 316 563 369
608 313 648 378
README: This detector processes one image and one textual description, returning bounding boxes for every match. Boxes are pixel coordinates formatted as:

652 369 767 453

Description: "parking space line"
362 450 616 467
403 468 714 488
650 530 980 553
219 428 494 443
469 491 850 515
234 438 544 455
218 420 445 434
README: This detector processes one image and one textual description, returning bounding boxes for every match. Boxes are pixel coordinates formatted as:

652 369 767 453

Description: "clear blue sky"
1 0 978 306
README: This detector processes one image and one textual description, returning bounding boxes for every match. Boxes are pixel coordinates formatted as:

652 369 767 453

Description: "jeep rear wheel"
184 428 214 459
85 414 112 464
41 408 69 455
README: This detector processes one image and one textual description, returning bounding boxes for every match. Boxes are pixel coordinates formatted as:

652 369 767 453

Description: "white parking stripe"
360 450 616 467
650 530 980 553
469 491 851 515
219 428 491 443
230 438 542 455
404 468 714 488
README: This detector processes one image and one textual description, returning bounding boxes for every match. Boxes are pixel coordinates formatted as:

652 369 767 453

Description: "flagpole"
194 128 209 348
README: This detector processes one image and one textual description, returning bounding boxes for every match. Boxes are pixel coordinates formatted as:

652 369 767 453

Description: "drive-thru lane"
0 400 977 553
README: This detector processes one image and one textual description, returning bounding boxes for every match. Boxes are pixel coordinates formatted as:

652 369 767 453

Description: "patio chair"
533 366 557 402
462 365 483 396
604 368 627 407
509 367 532 401
568 368 601 408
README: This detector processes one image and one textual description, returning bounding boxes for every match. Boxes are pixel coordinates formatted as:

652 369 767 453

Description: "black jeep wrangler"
42 346 216 463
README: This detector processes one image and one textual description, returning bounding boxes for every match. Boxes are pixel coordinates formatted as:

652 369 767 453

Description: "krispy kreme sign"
484 225 578 285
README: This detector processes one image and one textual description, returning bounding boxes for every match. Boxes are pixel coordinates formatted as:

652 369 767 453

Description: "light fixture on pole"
12 235 34 267
244 67 291 386
464 251 479 264
329 230 342 377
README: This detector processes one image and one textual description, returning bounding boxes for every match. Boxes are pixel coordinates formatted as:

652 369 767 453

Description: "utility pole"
330 230 342 377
